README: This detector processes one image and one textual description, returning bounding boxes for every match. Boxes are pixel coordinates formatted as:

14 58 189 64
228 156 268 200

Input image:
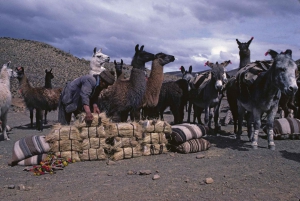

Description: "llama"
236 49 297 150
188 60 229 132
114 59 123 79
98 44 154 122
0 61 17 140
225 37 254 134
89 47 110 75
15 67 62 131
43 68 56 124
143 79 189 124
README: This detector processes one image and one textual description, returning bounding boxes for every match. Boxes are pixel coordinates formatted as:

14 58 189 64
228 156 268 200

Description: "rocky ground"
0 97 299 201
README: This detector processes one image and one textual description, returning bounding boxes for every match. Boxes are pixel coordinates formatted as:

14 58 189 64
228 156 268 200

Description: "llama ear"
121 59 123 65
180 66 185 74
284 49 292 58
189 66 192 73
50 68 52 72
247 37 254 45
45 69 48 73
135 44 139 52
140 45 144 51
236 39 241 45
265 49 278 59
114 60 117 65
93 47 97 55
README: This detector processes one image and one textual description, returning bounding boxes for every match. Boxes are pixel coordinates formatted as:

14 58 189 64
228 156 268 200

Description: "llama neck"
143 59 164 107
18 75 32 96
0 68 10 88
44 78 52 88
239 53 251 69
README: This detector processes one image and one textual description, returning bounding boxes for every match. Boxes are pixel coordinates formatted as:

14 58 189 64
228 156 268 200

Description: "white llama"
89 47 110 75
0 61 17 140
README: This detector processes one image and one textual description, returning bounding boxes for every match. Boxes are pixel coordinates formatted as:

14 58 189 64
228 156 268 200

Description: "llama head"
15 66 25 80
1 61 17 79
114 59 124 78
90 47 110 75
45 69 54 80
205 60 229 91
265 49 298 96
236 37 254 57
131 44 155 70
154 52 175 66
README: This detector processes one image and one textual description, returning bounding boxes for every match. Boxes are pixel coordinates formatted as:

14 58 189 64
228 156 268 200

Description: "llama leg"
237 103 245 140
204 106 210 129
1 112 9 140
265 111 276 150
187 102 192 123
30 108 34 128
246 112 253 142
36 109 43 131
44 110 48 124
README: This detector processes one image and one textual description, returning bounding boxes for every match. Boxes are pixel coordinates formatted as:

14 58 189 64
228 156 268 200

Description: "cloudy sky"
1 0 300 72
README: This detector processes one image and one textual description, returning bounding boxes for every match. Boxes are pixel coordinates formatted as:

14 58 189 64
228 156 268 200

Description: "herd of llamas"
0 39 299 150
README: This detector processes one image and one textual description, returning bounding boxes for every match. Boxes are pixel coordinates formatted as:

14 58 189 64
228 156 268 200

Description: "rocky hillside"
0 37 179 98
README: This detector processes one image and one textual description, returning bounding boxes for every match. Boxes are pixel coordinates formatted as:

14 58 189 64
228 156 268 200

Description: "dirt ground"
0 98 299 201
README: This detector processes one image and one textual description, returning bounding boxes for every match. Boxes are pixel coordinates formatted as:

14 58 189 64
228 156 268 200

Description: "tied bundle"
80 126 108 139
140 120 172 134
141 132 168 145
143 144 168 156
112 137 139 149
105 122 143 139
55 151 81 162
110 145 143 161
74 112 110 128
49 140 82 152
81 138 110 150
45 124 81 142
79 148 107 161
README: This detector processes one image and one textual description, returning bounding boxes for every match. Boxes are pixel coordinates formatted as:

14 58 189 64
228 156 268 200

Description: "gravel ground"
0 98 299 201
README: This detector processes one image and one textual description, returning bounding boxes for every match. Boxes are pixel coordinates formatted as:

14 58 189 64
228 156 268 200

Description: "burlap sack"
49 139 82 152
143 143 168 156
141 132 168 145
45 124 81 142
79 148 107 161
55 151 81 162
81 138 110 149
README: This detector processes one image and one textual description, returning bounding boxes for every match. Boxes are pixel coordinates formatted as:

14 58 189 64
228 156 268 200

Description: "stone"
106 160 116 166
17 184 26 191
8 185 15 189
196 154 205 159
127 170 137 175
205 177 214 184
152 174 160 180
139 170 152 175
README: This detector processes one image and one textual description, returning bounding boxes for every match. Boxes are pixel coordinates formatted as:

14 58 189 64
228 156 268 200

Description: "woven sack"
9 135 50 166
17 154 48 166
271 118 300 140
176 138 211 154
169 123 208 144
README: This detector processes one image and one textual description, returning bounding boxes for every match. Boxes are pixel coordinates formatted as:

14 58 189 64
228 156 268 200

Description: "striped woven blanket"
169 123 208 144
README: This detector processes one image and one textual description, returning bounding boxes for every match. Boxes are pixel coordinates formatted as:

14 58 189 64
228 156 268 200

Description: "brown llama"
15 67 62 131
98 44 154 122
131 52 175 121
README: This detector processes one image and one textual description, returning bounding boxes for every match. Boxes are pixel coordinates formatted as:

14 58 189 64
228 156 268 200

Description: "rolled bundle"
112 137 139 149
74 112 111 128
79 148 107 161
143 143 168 156
81 138 110 149
45 124 81 142
80 126 107 139
55 151 81 162
17 154 48 166
140 120 172 134
49 140 82 152
169 123 208 144
141 132 168 145
110 145 142 161
176 138 211 154
105 122 143 139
